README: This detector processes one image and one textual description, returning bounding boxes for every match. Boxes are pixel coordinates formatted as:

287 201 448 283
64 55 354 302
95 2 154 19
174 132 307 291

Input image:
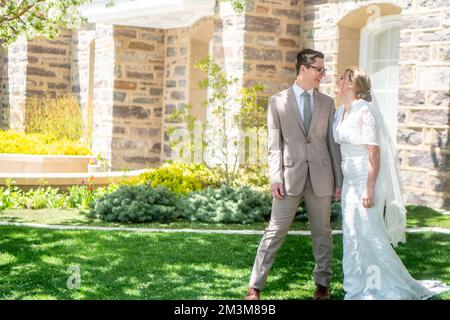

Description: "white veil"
369 93 407 247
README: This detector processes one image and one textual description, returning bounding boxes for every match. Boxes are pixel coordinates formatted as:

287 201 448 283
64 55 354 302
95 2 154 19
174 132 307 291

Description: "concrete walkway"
1 221 449 235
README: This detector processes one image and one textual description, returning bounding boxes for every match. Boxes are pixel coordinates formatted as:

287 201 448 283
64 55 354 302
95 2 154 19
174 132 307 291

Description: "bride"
333 66 449 300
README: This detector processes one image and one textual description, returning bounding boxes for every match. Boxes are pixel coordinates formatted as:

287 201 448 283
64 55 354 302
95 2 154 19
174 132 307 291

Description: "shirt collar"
293 82 314 97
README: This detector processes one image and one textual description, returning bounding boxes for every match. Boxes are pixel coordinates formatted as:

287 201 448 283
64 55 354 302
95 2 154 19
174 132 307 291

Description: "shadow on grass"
0 226 448 300
406 205 449 228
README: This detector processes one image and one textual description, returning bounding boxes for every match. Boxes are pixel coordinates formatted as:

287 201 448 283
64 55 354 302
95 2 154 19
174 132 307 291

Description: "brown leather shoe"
313 284 331 300
245 288 260 300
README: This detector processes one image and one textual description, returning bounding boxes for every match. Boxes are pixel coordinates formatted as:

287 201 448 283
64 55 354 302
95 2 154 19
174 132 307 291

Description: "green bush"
91 185 180 223
233 164 269 190
121 161 219 194
182 185 273 224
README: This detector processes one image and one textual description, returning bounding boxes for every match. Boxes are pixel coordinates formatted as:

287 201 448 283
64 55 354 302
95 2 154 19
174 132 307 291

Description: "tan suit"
249 86 343 290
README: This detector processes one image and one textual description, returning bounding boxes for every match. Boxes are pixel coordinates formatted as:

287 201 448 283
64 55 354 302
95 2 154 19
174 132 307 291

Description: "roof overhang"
81 0 216 29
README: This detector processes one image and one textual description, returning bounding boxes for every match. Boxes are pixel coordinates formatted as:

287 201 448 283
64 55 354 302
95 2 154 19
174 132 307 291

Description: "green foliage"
233 164 269 191
237 84 267 131
237 85 268 164
0 130 91 155
25 93 84 142
66 185 94 209
221 0 246 13
168 57 268 186
120 161 219 194
91 185 180 223
182 185 273 224
0 0 91 47
0 179 23 210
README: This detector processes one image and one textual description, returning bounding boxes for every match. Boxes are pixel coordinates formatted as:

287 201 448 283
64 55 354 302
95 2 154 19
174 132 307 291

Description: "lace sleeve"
360 108 379 146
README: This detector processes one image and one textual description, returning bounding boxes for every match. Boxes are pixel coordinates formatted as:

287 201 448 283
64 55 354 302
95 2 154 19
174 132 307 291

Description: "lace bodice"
333 99 380 148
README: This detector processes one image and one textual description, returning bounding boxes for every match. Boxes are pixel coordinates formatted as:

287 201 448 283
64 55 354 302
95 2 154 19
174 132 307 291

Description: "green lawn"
0 205 449 230
0 226 448 300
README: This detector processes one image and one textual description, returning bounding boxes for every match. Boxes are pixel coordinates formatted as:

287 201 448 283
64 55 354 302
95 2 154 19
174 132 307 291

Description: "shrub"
25 93 84 141
233 164 269 191
182 185 273 224
121 161 219 194
0 179 24 210
25 186 61 210
91 185 180 223
0 130 91 155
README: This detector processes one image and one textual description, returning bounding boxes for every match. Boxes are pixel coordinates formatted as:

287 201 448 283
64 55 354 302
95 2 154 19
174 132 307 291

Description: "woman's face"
335 71 352 98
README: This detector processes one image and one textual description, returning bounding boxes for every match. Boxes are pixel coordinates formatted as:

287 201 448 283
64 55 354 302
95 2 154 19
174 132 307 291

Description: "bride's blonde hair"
345 67 372 102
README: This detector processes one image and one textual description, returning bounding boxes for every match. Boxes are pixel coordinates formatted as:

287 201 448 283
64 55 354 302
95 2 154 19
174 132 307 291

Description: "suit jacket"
267 86 343 197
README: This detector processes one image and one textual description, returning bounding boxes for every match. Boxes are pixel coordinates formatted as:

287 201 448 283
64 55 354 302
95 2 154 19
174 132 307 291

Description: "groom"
245 49 343 300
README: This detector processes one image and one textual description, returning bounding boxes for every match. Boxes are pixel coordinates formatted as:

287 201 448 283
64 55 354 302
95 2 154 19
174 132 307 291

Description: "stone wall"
397 0 450 208
111 25 165 169
242 0 302 95
26 30 73 98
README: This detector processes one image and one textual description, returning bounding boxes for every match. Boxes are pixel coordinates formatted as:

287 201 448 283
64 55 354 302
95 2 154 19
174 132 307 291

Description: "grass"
0 205 449 230
0 208 325 230
0 226 448 300
405 206 450 229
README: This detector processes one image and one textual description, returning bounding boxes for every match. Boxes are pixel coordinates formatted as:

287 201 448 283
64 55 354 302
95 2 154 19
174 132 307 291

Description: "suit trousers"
249 175 333 289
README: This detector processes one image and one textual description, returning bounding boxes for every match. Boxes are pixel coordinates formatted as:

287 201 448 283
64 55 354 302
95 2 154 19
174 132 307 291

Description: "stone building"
0 0 448 209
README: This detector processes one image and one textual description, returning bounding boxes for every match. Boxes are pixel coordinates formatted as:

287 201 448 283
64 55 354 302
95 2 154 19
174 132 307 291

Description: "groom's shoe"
245 288 260 300
313 284 331 300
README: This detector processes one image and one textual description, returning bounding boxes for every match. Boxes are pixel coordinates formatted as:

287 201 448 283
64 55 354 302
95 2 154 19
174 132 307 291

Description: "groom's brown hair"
296 49 324 75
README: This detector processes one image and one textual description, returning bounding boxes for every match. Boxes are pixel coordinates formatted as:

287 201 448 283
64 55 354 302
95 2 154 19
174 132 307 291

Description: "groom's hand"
333 187 341 201
271 183 285 200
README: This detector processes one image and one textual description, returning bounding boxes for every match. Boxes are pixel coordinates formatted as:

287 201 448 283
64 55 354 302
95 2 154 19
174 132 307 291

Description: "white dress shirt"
292 82 315 122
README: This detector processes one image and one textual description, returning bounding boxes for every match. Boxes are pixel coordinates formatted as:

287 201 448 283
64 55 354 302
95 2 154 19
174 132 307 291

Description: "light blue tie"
302 91 312 134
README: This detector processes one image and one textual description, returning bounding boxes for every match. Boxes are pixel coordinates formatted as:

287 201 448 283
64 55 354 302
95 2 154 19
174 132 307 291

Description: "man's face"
299 58 326 90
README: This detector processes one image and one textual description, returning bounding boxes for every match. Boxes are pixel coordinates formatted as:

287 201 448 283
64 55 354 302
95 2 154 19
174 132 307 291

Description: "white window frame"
359 14 401 146
360 15 401 72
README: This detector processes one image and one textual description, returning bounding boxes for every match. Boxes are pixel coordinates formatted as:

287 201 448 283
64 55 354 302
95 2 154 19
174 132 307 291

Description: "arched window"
360 15 401 145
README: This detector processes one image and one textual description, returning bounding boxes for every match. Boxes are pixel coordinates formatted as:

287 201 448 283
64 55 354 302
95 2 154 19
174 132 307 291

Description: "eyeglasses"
306 65 327 75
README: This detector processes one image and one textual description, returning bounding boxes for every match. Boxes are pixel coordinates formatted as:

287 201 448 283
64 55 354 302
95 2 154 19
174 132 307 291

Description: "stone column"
161 28 191 162
111 25 165 169
397 0 450 208
0 46 8 129
7 37 28 131
72 24 96 140
92 24 115 165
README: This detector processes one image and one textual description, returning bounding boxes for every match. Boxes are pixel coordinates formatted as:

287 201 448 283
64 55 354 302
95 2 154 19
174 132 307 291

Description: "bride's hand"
362 187 375 208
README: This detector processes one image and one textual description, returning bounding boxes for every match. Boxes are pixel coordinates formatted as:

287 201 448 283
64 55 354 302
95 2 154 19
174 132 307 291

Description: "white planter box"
0 154 94 173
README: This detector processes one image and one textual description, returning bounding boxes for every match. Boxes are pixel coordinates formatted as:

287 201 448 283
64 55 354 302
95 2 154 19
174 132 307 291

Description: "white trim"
80 0 215 29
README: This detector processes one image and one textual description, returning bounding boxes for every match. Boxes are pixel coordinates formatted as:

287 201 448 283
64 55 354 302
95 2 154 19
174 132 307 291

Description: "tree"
0 0 91 47
168 57 266 186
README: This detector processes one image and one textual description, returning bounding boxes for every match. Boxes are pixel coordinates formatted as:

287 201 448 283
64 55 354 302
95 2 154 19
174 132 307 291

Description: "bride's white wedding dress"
333 99 449 300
